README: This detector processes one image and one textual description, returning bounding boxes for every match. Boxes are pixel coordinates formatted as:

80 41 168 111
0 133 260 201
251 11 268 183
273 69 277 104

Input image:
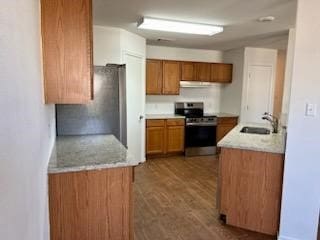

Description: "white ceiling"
93 0 297 50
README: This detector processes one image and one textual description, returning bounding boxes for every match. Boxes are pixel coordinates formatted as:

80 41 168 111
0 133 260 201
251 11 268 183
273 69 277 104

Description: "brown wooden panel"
166 119 185 126
41 0 93 103
146 126 165 155
273 50 286 118
49 167 133 240
146 59 163 95
217 117 238 125
219 148 284 235
181 62 196 81
146 119 165 127
211 63 233 83
195 62 211 82
166 126 185 153
162 61 181 95
216 124 236 143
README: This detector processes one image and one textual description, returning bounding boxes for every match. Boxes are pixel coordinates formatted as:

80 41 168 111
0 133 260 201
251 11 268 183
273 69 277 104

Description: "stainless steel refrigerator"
56 65 127 146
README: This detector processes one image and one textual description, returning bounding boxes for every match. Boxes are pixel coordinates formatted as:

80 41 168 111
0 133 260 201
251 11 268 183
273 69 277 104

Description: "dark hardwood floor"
134 155 276 240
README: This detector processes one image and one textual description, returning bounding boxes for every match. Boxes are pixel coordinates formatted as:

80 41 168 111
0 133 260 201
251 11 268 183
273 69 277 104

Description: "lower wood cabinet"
146 119 185 157
216 117 238 143
49 167 133 240
219 148 284 235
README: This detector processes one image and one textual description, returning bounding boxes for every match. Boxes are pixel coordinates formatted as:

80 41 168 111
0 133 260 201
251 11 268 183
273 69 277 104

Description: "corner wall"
0 1 56 239
279 0 320 239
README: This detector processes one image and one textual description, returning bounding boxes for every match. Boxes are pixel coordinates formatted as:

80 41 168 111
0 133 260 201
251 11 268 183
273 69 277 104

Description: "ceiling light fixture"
137 17 223 36
258 16 276 22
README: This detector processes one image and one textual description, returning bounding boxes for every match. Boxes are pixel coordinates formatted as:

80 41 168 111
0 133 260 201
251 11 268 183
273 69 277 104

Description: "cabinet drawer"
146 120 165 127
217 117 238 125
166 119 185 126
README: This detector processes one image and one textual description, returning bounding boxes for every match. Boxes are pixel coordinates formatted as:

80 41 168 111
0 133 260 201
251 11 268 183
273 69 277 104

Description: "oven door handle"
186 123 217 127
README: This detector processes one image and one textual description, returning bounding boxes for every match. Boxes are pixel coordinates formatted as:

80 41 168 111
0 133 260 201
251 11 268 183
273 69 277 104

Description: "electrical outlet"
305 103 317 117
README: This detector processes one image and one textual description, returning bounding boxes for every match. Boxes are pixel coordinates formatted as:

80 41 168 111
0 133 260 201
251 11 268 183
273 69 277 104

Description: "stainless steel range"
175 102 217 156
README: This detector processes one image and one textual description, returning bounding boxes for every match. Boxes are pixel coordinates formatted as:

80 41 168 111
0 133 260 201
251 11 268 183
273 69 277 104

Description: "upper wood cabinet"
195 62 211 82
146 60 180 95
211 63 233 83
41 0 93 104
181 62 196 81
146 59 162 94
162 61 181 95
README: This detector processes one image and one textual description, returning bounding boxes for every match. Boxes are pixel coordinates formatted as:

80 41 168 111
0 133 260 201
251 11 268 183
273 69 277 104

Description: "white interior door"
244 65 274 123
124 53 145 162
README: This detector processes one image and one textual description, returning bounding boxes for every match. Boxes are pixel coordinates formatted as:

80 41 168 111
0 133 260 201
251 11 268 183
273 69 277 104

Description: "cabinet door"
166 126 185 153
217 117 238 142
162 61 181 95
166 119 185 153
41 0 93 103
181 62 196 81
146 59 162 95
195 62 211 82
146 120 165 155
211 63 233 83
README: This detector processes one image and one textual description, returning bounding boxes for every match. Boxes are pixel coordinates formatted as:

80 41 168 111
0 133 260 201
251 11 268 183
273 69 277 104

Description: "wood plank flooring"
134 155 276 240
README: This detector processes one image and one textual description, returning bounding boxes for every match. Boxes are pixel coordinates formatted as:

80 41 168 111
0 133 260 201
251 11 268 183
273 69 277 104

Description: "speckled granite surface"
218 124 286 154
48 135 142 174
145 114 185 119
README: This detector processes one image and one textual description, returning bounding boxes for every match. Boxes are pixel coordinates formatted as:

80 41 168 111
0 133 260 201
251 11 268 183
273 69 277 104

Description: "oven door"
185 123 217 148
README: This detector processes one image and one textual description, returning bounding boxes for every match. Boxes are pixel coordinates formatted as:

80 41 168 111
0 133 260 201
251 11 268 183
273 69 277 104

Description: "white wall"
94 25 146 65
279 1 320 239
281 28 296 126
93 26 122 65
146 46 223 114
220 48 245 115
0 1 56 240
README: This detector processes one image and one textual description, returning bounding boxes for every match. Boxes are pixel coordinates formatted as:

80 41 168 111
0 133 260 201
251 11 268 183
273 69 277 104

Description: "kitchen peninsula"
217 124 286 235
48 134 141 240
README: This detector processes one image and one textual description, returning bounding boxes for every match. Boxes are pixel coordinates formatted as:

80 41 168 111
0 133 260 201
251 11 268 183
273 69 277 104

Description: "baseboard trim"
278 235 300 240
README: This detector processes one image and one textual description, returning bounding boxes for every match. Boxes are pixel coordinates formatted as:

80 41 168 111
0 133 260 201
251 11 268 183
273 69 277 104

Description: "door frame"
122 50 146 162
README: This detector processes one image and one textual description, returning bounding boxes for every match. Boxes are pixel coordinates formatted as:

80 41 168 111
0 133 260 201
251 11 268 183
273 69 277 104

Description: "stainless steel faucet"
262 112 279 133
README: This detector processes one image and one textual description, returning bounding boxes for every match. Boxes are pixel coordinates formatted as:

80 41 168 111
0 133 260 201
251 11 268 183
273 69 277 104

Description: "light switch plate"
305 103 317 117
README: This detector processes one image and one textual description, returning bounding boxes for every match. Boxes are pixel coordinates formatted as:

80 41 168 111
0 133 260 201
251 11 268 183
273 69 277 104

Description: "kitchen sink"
240 126 271 135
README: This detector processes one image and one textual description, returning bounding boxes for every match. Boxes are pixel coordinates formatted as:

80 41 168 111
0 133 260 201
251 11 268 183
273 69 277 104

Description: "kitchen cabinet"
216 117 238 143
181 62 196 81
162 61 181 95
146 119 185 158
146 60 180 95
49 167 133 240
41 0 93 104
146 120 166 155
195 62 211 82
146 59 163 94
166 119 185 153
219 147 284 235
211 63 233 83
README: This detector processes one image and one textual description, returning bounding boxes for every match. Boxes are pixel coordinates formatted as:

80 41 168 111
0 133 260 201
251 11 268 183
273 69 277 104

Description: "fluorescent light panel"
137 17 223 36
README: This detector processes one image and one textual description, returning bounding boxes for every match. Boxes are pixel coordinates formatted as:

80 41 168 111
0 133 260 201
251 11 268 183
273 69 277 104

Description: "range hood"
180 81 213 88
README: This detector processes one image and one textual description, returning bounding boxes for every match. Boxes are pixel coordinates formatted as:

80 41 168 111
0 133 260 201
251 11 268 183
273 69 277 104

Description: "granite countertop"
218 123 286 154
213 112 239 118
48 135 142 174
145 114 185 119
